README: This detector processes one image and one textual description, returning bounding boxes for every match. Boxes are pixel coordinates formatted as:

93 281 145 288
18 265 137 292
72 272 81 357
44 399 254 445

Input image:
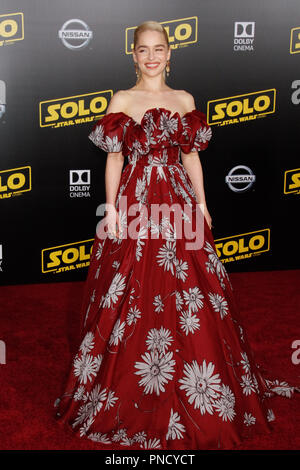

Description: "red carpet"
0 270 299 450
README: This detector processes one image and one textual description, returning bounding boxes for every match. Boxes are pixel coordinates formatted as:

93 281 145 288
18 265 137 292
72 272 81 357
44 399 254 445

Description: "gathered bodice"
88 107 212 167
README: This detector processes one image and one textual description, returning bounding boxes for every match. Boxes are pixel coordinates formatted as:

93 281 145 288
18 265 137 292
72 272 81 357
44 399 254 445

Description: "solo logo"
215 228 270 263
0 166 31 199
0 12 24 46
39 90 113 128
41 239 94 274
125 17 197 54
207 89 276 126
290 27 300 54
284 168 300 195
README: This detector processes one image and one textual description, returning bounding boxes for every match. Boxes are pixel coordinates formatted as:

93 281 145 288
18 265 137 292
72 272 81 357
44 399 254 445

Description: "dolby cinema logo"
69 170 91 197
225 166 256 192
233 21 255 51
58 19 93 50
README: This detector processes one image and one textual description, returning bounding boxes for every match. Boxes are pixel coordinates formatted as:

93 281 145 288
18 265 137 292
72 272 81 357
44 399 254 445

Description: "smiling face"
133 29 171 81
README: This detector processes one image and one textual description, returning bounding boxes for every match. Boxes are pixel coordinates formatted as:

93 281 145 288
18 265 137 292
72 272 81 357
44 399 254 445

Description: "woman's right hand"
105 205 120 239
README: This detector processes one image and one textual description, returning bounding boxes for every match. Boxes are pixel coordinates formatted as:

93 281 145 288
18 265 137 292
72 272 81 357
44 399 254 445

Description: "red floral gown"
54 107 299 450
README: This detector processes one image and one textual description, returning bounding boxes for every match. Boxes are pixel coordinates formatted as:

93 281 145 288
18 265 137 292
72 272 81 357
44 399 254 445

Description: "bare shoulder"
174 89 196 113
106 90 130 114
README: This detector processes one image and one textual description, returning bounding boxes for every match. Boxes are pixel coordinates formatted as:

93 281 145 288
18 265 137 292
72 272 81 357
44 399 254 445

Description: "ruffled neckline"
104 107 199 127
88 106 212 155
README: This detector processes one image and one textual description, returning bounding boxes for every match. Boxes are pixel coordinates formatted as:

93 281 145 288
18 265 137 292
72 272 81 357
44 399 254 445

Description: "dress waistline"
128 159 180 168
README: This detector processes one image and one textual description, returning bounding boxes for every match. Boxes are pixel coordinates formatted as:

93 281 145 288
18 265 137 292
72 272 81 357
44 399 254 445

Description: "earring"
166 60 170 77
134 62 140 79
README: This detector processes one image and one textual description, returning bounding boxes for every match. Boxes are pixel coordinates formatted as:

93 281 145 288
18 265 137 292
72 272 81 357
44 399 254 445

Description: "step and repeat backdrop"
0 0 299 286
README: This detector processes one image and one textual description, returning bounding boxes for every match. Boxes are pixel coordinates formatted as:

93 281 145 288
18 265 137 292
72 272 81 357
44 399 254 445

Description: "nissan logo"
225 165 256 192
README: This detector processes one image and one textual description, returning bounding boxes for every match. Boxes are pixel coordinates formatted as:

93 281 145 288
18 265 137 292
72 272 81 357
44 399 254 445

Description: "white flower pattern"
179 310 201 335
208 292 229 319
166 408 186 440
179 360 222 415
134 350 176 396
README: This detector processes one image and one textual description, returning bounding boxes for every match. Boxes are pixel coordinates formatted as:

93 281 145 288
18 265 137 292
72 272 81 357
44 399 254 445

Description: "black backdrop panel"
0 0 299 285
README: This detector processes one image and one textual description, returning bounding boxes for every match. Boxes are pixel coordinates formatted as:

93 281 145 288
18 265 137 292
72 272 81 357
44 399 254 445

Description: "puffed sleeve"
179 109 212 154
88 112 131 153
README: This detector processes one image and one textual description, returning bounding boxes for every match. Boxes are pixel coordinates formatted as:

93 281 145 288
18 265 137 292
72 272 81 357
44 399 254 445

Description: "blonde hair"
133 20 170 84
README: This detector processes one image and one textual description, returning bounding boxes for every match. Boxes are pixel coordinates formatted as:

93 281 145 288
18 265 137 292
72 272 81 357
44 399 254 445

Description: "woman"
54 20 299 450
